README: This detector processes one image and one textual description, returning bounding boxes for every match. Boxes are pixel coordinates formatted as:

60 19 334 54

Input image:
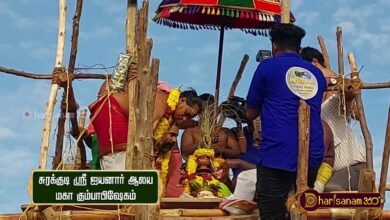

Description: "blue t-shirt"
246 52 326 172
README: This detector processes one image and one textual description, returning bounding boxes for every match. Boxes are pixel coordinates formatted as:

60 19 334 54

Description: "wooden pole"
317 36 331 69
124 2 158 219
217 54 249 128
74 109 87 169
125 0 138 171
52 0 84 170
297 100 310 191
281 0 290 24
348 52 374 171
0 66 111 79
336 27 344 76
228 54 249 97
379 107 390 209
290 100 310 220
126 0 137 54
39 0 66 170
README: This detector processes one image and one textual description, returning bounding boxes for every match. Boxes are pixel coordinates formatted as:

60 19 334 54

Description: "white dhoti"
100 151 126 170
231 169 257 200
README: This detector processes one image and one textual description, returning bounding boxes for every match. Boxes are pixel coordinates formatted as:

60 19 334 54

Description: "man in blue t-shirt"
245 24 327 219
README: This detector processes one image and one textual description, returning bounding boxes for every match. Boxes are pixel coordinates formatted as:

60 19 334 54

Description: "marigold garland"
153 87 181 195
184 148 224 197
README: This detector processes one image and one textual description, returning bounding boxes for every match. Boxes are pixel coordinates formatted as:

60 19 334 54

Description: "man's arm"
219 130 242 159
322 120 335 167
246 65 265 120
180 128 199 158
227 159 256 171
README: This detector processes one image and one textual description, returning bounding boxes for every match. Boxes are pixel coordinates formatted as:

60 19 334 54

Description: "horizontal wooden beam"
0 66 110 80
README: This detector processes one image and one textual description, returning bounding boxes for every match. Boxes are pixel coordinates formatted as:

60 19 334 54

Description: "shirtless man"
180 94 242 159
89 76 203 171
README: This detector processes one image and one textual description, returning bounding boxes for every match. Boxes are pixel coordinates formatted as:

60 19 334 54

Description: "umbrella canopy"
154 0 295 35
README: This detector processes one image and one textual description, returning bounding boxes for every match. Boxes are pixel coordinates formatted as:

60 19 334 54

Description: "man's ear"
272 42 277 55
312 58 319 66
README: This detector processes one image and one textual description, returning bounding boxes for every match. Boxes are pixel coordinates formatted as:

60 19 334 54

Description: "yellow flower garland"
153 87 181 195
184 148 224 197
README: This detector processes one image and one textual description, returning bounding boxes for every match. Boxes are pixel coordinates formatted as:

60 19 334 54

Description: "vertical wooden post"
52 0 84 170
336 27 344 76
348 52 374 171
74 109 87 169
125 0 138 171
291 100 310 220
297 100 310 191
281 0 290 24
379 107 390 209
39 0 67 170
124 1 158 219
317 36 331 69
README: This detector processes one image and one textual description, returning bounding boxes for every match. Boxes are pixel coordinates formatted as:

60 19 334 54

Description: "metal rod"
214 27 225 120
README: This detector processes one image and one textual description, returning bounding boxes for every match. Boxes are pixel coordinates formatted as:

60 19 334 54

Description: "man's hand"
225 159 242 169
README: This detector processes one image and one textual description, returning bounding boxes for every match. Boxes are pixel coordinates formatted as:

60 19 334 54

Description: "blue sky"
0 0 389 213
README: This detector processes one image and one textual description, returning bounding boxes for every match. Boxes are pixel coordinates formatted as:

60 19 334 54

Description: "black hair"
269 23 306 52
199 93 215 108
300 47 325 67
180 88 203 111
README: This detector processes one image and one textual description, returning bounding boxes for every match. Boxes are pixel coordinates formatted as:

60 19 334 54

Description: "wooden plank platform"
160 198 224 209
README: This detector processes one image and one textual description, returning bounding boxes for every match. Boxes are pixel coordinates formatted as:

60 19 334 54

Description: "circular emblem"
285 67 319 100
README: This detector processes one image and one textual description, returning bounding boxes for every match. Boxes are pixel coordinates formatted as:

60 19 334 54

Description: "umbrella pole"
214 26 225 121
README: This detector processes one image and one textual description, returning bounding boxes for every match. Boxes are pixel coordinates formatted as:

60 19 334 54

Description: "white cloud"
200 44 218 56
187 63 203 75
0 147 36 179
92 0 124 14
0 1 35 28
14 17 35 28
297 12 319 26
0 126 16 139
332 5 376 25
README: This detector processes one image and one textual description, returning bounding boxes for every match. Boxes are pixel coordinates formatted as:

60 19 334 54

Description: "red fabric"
165 149 185 197
181 0 218 5
89 95 128 156
253 0 281 14
87 123 95 135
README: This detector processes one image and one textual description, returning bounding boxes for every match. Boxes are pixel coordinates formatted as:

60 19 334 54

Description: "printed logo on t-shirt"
285 67 318 100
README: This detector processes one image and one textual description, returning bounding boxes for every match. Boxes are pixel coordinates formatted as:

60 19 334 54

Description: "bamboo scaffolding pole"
348 52 374 171
38 0 67 170
379 107 390 209
52 0 84 170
